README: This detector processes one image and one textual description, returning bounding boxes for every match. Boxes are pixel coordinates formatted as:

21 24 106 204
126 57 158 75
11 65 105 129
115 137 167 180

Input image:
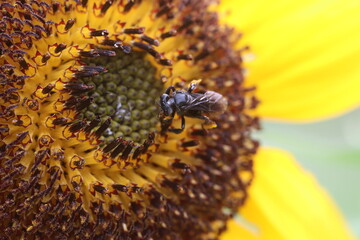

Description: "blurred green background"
257 108 360 236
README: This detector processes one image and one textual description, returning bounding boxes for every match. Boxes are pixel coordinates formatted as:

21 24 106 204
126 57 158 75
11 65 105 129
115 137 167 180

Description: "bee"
160 80 228 134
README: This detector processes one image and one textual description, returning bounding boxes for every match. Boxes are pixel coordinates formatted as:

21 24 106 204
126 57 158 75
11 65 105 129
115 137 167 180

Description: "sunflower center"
80 51 162 145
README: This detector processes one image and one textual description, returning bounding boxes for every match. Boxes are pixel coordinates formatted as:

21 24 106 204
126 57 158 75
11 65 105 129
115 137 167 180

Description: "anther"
94 117 111 137
79 49 116 57
132 41 160 58
32 13 46 25
123 27 145 35
0 33 13 47
160 29 177 39
101 39 122 48
74 66 107 78
54 43 67 54
142 132 155 153
42 83 54 94
69 121 87 133
190 129 207 136
76 97 93 112
132 146 144 160
6 131 28 150
112 184 128 192
177 16 194 32
41 53 51 63
0 88 18 97
64 4 71 12
52 117 68 126
171 161 190 172
17 59 28 71
30 149 50 173
65 82 94 95
34 25 46 36
64 96 79 109
4 150 25 166
81 0 88 7
65 19 76 31
177 54 193 61
84 116 101 133
110 140 127 158
161 178 180 192
124 1 135 12
103 138 121 153
131 186 143 193
90 29 109 37
121 142 134 160
194 50 209 62
101 0 113 14
180 140 199 148
141 35 160 46
158 59 172 66
93 185 107 194
83 66 107 73
156 4 172 18
26 31 39 40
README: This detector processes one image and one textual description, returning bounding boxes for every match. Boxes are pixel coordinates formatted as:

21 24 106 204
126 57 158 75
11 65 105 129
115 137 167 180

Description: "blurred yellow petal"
221 218 257 240
220 0 360 122
221 147 354 240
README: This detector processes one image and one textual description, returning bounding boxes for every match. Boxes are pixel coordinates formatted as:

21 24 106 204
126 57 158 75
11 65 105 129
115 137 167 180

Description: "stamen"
54 43 66 53
177 54 193 61
123 27 145 34
69 121 87 133
132 41 160 58
41 53 51 63
75 97 93 111
41 84 54 94
160 29 177 39
94 117 111 137
140 35 160 46
90 29 109 37
84 116 101 133
124 1 136 12
52 117 68 126
101 0 113 14
103 138 121 153
156 4 173 18
65 19 76 31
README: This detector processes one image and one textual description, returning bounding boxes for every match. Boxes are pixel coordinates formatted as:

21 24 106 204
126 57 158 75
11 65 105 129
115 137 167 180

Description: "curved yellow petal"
220 0 360 122
221 147 354 240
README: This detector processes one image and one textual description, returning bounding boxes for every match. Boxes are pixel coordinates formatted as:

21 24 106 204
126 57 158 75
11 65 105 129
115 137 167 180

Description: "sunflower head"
0 1 259 239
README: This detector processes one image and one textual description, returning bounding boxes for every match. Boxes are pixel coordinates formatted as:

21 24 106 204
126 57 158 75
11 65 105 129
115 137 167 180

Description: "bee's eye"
166 107 173 116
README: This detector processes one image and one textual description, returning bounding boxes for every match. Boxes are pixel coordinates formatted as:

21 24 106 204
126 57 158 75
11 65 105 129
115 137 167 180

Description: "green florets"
81 51 162 145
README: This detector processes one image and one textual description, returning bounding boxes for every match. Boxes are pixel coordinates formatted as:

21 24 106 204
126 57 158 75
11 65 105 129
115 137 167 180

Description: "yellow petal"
221 147 355 240
220 0 360 122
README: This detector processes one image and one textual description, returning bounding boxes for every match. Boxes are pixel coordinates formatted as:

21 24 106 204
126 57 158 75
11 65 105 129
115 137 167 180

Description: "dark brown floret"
0 1 258 240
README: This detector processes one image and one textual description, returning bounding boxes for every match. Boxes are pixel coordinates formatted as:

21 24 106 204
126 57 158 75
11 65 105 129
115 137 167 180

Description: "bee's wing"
184 91 228 113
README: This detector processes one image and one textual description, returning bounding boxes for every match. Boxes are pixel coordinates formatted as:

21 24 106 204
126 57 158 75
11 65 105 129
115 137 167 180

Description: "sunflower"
0 0 357 239
219 0 360 239
0 1 257 239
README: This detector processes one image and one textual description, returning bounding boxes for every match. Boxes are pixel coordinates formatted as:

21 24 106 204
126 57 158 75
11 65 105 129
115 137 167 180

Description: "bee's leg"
165 86 176 94
193 114 211 124
168 115 185 134
188 82 198 93
160 116 173 135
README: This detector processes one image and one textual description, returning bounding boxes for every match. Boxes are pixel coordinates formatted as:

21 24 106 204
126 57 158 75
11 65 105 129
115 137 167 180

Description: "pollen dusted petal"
223 148 354 240
221 0 360 122
0 1 258 239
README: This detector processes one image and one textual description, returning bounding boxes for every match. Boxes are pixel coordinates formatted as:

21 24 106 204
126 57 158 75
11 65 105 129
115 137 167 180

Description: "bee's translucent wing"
184 91 228 113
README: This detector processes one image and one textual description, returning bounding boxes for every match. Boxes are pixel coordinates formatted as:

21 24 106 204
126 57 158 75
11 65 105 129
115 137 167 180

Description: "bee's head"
160 94 174 116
